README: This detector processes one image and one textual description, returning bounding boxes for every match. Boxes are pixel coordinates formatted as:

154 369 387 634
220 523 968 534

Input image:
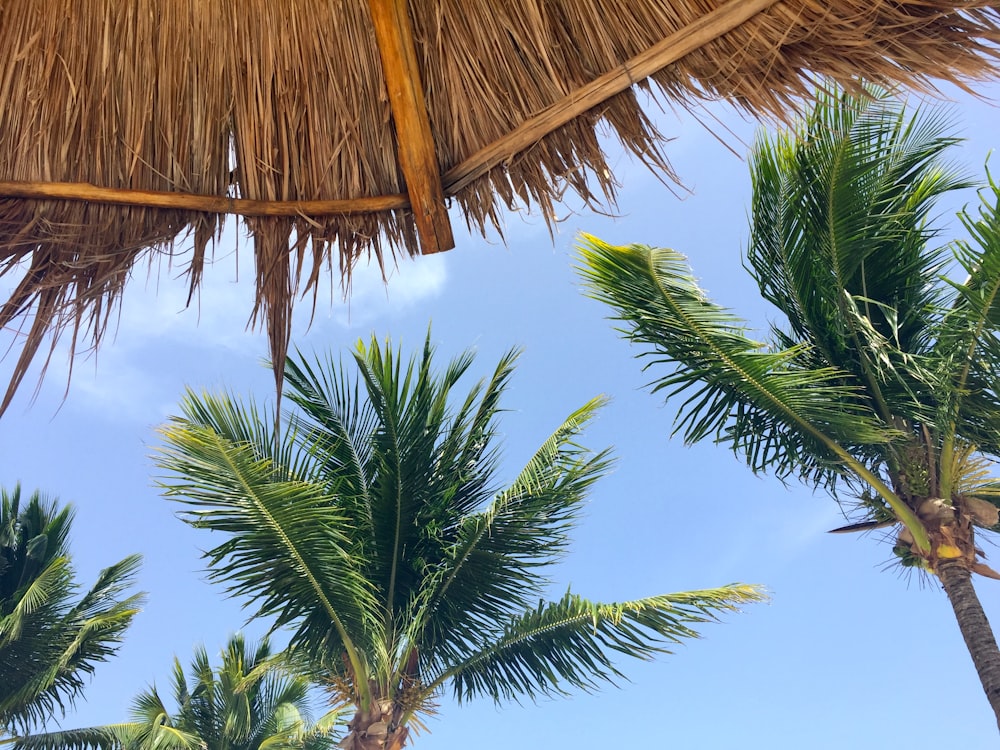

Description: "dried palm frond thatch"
0 0 998 413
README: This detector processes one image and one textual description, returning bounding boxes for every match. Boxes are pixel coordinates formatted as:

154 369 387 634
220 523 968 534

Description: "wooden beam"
0 181 410 215
367 0 454 254
0 0 776 231
443 0 782 194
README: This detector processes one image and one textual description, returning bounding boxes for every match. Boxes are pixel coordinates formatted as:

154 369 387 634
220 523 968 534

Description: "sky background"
3 81 1000 748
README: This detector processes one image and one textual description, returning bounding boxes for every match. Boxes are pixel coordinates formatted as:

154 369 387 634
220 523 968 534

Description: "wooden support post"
367 0 454 254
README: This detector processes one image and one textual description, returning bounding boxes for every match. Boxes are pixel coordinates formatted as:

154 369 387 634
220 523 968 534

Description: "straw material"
0 0 998 412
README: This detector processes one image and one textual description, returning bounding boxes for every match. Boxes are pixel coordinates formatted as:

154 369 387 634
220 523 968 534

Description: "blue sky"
3 82 1000 747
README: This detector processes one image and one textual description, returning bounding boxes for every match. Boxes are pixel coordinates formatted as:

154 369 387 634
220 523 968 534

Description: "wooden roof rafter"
0 0 781 239
444 0 784 194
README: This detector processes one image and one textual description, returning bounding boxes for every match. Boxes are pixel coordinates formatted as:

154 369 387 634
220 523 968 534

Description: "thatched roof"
1 0 998 413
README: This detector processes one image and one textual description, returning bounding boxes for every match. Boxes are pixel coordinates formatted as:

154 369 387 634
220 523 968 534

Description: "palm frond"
947 443 1000 513
10 724 139 750
51 555 144 691
427 346 519 519
348 333 465 640
15 636 338 750
284 335 524 681
69 555 144 624
406 397 614 679
128 682 173 726
283 352 378 524
0 557 73 647
933 175 1000 466
156 394 378 673
750 88 964 342
9 720 208 750
0 497 142 735
579 237 890 484
747 87 967 425
440 585 765 703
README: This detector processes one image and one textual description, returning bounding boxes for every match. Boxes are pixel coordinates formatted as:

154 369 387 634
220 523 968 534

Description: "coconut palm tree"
578 89 1000 727
0 486 143 737
153 333 764 750
10 634 336 750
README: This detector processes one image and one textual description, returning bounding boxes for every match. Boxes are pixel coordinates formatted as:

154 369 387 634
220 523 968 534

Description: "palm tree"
578 88 1000 726
11 634 336 750
0 486 143 736
153 333 764 750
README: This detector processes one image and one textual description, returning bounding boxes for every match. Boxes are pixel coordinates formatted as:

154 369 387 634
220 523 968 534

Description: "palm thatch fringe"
0 0 998 413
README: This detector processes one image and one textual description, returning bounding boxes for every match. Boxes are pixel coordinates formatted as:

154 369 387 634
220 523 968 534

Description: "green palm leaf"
283 352 378 523
7 723 179 750
0 557 72 647
932 176 1000 471
11 636 335 750
578 236 890 482
748 87 968 427
441 585 764 703
156 395 377 681
409 397 613 679
349 334 474 638
0 487 142 735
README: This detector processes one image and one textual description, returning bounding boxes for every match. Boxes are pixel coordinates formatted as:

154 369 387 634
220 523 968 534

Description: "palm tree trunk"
938 559 1000 730
341 705 409 750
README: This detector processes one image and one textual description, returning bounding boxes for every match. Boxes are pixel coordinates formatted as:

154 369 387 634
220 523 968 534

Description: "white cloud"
1 233 449 422
316 250 448 331
113 236 448 348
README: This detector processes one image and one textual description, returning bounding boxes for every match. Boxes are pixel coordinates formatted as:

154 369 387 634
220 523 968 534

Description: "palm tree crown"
0 485 143 736
155 333 763 749
578 88 1000 726
10 634 336 750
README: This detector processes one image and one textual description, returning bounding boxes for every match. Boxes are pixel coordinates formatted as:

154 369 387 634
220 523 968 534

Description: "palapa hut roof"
1 0 999 413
